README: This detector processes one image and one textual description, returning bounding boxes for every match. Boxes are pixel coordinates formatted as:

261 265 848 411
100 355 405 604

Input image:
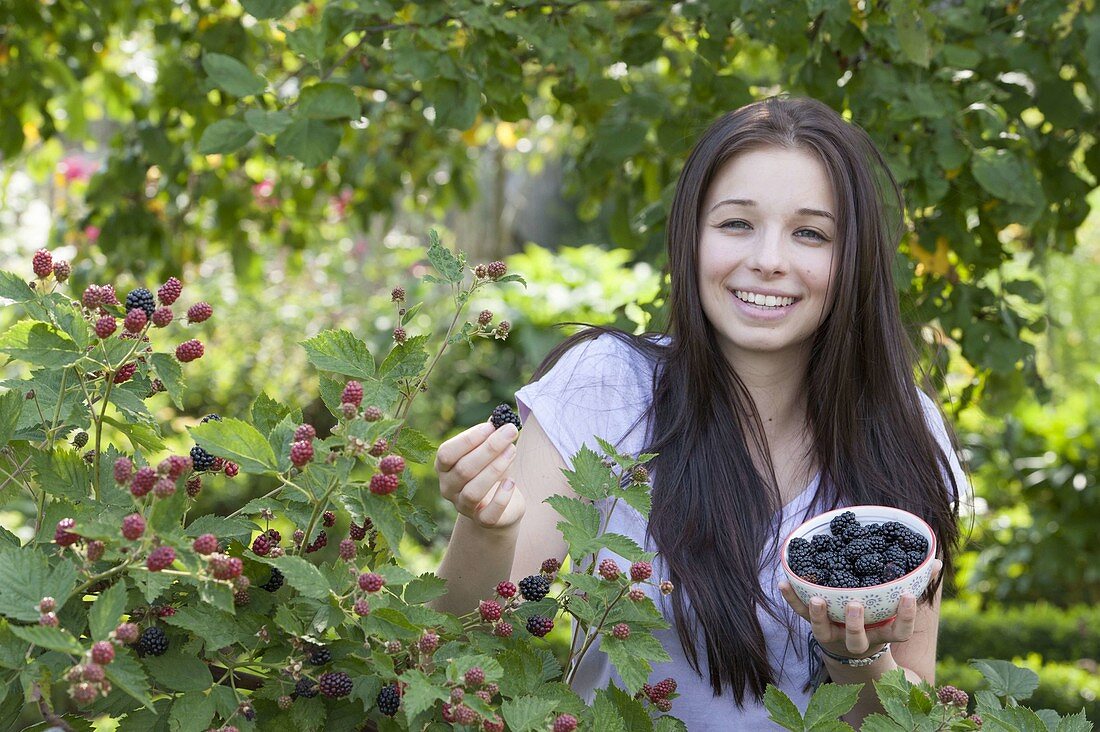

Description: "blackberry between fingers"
490 404 522 431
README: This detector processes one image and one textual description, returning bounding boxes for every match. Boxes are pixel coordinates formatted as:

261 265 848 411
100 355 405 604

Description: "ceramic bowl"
779 505 937 627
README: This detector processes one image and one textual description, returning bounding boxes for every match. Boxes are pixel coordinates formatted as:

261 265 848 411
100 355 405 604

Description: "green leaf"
0 270 36 302
607 683 653 730
164 606 247 650
592 687 629 732
251 391 293 438
890 0 934 67
0 320 82 368
1055 711 1092 732
102 415 166 454
191 417 278 474
804 682 862 730
618 482 652 518
378 335 429 380
654 717 690 732
394 426 435 464
765 684 806 731
0 546 78 622
202 52 266 97
562 445 616 501
245 108 293 136
399 668 449 721
857 715 908 732
284 25 325 63
425 229 464 283
970 659 1040 702
259 556 331 599
971 148 1045 206
600 633 670 693
241 0 298 19
89 581 127 640
31 448 90 501
184 514 258 546
276 117 342 166
106 648 155 710
300 329 375 378
150 486 187 535
169 690 216 732
108 386 156 425
339 489 405 550
546 495 600 557
291 694 327 732
500 695 557 732
0 388 25 446
999 707 1058 732
7 624 82 654
871 669 913 726
403 573 448 605
299 83 360 120
197 119 254 154
141 652 213 692
149 353 185 410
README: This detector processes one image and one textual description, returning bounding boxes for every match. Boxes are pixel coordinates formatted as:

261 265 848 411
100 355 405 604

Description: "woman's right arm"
431 412 575 616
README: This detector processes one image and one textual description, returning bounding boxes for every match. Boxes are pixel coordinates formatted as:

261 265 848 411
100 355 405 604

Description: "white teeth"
734 290 795 308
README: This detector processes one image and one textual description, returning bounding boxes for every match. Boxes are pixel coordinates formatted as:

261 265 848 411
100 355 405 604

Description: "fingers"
475 477 519 526
889 594 918 640
844 602 869 655
777 581 810 620
808 596 837 643
434 421 497 473
437 423 520 508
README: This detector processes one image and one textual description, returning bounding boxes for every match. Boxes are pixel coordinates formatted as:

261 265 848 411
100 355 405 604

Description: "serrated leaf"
202 52 266 97
31 448 90 501
7 624 82 654
184 514 258 544
150 487 187 535
607 683 653 730
400 668 449 721
378 335 429 380
169 690 216 732
258 556 331 599
872 669 914 726
1054 710 1092 732
0 320 82 368
141 652 212 692
191 417 278 474
164 606 247 650
0 388 25 446
134 568 173 603
105 648 155 710
149 353 185 409
300 329 375 378
89 581 127 640
501 695 557 732
109 385 156 425
251 391 292 437
592 687 629 732
618 482 652 518
654 717 690 732
299 82 359 120
403 573 448 605
291 694 327 732
0 547 78 622
855 714 906 732
545 495 600 547
276 117 341 166
970 659 1040 702
197 119 254 154
241 0 298 19
245 108 293 135
102 415 166 454
341 490 404 550
394 426 435 464
999 707 1059 732
600 633 670 693
425 229 464 284
0 270 36 302
971 148 1044 206
804 682 862 730
562 445 617 501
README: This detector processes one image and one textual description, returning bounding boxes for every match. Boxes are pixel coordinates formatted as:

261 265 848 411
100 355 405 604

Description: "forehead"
703 146 836 212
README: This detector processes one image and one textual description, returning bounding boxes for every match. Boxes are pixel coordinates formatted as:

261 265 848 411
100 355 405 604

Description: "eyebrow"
708 198 835 222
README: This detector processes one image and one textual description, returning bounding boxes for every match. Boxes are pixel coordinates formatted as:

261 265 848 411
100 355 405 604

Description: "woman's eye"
796 229 827 241
719 220 750 230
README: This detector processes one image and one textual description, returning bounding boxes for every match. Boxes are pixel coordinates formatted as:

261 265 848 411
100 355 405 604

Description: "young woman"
433 96 967 728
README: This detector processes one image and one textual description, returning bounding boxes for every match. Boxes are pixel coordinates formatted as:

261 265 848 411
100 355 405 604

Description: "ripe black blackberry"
882 562 906 581
137 627 169 656
377 683 400 716
72 431 89 448
490 404 521 431
294 678 319 698
842 537 879 566
260 568 284 592
190 445 216 471
125 288 156 318
307 646 332 665
830 570 861 589
526 615 554 637
318 671 352 698
898 528 929 554
882 545 907 567
905 550 926 572
853 552 885 577
880 521 905 542
200 413 222 424
787 537 812 562
518 574 550 602
829 511 858 537
809 534 835 554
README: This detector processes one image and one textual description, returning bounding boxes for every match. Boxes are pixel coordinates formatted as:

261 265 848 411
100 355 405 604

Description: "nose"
748 226 790 277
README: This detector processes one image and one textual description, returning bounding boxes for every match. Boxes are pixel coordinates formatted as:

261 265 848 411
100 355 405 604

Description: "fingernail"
501 479 514 491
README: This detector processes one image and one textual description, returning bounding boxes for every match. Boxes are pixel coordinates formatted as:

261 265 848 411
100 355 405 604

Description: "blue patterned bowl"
780 505 937 626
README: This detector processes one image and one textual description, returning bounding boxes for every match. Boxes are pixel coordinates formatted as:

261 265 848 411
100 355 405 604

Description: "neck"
724 346 811 444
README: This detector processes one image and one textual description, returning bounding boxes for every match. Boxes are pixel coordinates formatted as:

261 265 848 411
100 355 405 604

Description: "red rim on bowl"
779 506 938 627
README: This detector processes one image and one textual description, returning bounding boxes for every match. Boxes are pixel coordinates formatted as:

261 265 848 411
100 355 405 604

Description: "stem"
226 476 312 519
91 332 148 499
34 683 74 732
46 368 68 444
565 583 630 686
0 456 34 495
73 558 135 594
297 476 341 556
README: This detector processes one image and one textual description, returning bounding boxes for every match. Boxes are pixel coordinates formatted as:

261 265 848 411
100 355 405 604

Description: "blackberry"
175 339 204 363
882 562 906 581
898 529 928 554
880 521 905 542
526 615 554 637
32 249 53 278
349 521 367 541
843 538 879 566
190 445 216 471
905 550 926 572
490 404 521 431
841 524 868 542
829 511 858 537
853 552 884 577
307 646 332 665
787 537 812 561
830 570 861 589
125 288 156 319
294 678 318 698
789 555 817 576
200 413 222 424
799 565 829 585
157 277 182 305
809 534 835 554
377 683 400 716
883 545 907 566
186 302 213 323
138 627 169 656
260 568 284 592
318 671 352 698
486 261 507 279
518 574 550 601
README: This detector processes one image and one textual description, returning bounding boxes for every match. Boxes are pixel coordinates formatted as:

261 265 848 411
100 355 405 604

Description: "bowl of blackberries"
780 506 936 627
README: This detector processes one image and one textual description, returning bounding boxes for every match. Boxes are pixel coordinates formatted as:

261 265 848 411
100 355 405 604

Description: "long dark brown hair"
528 96 962 705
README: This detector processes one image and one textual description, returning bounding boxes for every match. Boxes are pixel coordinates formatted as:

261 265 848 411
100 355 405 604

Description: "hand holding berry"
434 419 523 530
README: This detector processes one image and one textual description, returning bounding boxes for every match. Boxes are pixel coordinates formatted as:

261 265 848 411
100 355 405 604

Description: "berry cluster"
639 677 678 712
787 511 930 589
490 403 522 431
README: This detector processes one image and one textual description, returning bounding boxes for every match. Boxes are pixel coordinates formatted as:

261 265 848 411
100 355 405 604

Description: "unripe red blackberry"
292 529 305 545
358 572 385 592
452 705 477 725
493 620 513 637
477 309 493 325
151 306 172 325
157 277 182 305
32 249 53 278
363 405 382 421
486 261 507 279
252 534 272 556
294 424 316 442
368 438 388 457
494 320 511 339
483 715 505 732
223 461 239 477
115 622 140 644
464 666 485 687
518 574 551 601
495 581 517 598
418 631 439 653
69 681 98 705
474 264 488 279
349 521 367 541
628 588 646 601
175 339 204 362
968 714 983 727
341 380 363 406
630 561 653 582
611 622 631 640
95 316 117 339
552 714 578 732
384 639 403 654
38 597 57 613
306 530 328 552
338 539 356 560
541 557 561 576
83 285 104 309
391 286 405 302
185 475 202 497
152 477 175 498
354 598 370 616
53 259 71 281
392 327 407 344
652 678 677 699
39 612 59 627
208 554 243 580
86 539 105 561
81 662 105 682
100 284 119 306
147 545 175 571
113 362 137 385
598 559 620 580
233 589 251 606
654 698 672 712
478 599 502 621
192 533 218 555
376 683 400 716
154 604 176 618
369 473 399 495
290 439 313 467
55 518 80 547
936 685 969 708
526 615 554 637
121 513 146 540
90 641 115 665
123 308 147 333
186 302 212 323
379 455 405 475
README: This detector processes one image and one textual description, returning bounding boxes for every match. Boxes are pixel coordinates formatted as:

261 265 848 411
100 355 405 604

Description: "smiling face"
697 145 841 368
